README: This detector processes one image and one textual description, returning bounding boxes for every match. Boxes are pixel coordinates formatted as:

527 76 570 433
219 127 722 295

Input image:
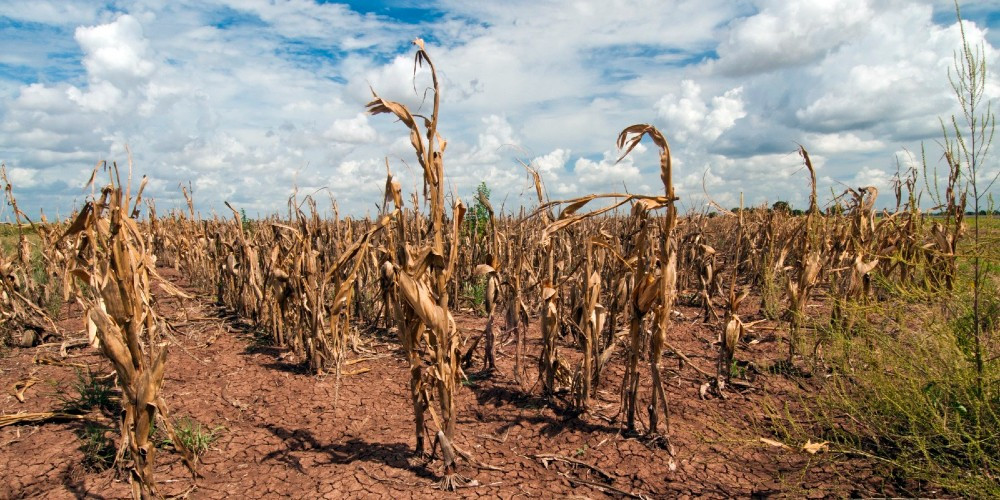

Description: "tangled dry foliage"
1 164 61 345
61 160 199 499
2 37 997 497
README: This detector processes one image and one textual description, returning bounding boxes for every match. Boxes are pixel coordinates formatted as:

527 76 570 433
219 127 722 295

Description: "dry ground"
1 269 905 499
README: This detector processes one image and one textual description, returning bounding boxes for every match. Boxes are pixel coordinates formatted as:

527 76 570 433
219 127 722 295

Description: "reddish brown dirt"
2 270 906 499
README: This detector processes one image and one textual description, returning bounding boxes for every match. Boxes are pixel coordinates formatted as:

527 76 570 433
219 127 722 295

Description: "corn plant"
368 39 474 490
62 161 196 499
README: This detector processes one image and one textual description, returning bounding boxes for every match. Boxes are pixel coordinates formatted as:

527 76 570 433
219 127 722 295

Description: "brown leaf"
12 377 39 403
801 440 829 454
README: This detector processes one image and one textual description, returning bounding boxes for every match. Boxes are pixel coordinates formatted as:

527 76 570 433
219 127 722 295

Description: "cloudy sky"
1 0 999 219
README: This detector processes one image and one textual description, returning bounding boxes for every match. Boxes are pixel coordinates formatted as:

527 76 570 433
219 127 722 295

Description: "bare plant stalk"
63 161 196 499
368 39 474 490
940 1 997 392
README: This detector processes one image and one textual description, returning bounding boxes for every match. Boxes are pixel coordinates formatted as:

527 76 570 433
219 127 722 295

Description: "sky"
1 0 1000 220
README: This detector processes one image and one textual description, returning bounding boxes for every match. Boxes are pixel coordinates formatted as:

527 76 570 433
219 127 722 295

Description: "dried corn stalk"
1 165 60 344
618 124 678 439
368 39 474 490
62 161 195 499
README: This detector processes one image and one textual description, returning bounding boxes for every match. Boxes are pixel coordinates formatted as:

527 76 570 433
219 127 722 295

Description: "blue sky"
1 0 999 219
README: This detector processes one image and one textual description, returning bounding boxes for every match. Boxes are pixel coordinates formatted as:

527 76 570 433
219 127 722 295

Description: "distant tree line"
723 201 1000 217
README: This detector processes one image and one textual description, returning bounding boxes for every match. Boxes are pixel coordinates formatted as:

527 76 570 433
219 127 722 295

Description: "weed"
59 369 118 414
461 276 488 315
951 292 1000 365
77 422 116 472
168 416 222 456
770 292 1000 497
240 208 252 235
729 359 747 379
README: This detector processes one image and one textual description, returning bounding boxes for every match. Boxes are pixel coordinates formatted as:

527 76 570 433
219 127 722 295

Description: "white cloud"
533 148 570 175
5 167 39 188
66 80 123 112
849 166 893 193
0 0 102 26
325 113 377 144
573 149 643 190
0 0 998 217
656 80 746 144
710 0 872 76
803 132 885 154
75 14 156 83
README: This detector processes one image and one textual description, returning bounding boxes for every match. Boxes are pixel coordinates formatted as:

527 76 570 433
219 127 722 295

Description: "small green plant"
729 359 746 379
952 292 1000 365
59 369 118 414
78 422 116 472
240 208 252 234
461 276 488 315
169 416 222 456
573 445 588 458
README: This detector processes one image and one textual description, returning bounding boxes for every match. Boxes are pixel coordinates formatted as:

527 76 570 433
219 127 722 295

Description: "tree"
472 182 490 222
771 200 791 213
465 182 491 238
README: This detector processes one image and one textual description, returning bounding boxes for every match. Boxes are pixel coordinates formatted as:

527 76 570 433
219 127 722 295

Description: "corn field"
3 39 999 499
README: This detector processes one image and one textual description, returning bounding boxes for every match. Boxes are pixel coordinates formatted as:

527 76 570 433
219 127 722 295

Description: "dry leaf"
759 437 792 450
801 440 829 454
13 377 39 403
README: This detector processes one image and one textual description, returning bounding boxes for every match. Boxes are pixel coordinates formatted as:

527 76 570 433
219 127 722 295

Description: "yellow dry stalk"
696 242 719 322
649 214 677 438
222 201 264 322
785 240 821 360
179 195 393 377
319 210 394 380
718 286 748 388
526 125 678 435
505 227 531 387
532 190 672 399
478 190 500 371
539 220 562 395
614 124 679 440
0 165 61 346
465 262 499 371
714 194 749 388
62 161 196 500
573 237 605 411
877 206 922 287
460 190 502 372
368 39 474 490
782 148 832 361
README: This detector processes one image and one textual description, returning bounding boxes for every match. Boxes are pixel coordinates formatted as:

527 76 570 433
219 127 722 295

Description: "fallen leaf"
13 377 39 403
758 437 792 450
801 440 829 454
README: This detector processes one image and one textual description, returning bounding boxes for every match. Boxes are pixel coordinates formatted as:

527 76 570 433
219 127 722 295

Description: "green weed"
59 369 118 414
168 416 222 456
77 422 116 472
461 276 488 315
